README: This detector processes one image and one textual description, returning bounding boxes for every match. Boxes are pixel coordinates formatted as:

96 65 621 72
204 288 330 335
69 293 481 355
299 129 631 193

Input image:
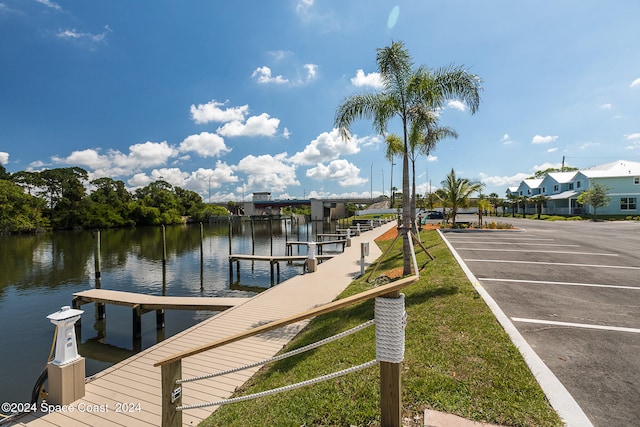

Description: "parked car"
427 210 443 219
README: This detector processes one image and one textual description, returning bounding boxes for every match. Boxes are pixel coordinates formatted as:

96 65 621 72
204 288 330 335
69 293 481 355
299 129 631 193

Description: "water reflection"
0 218 337 409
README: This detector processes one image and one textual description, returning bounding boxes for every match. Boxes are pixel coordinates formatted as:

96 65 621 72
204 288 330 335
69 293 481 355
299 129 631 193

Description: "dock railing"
154 236 421 427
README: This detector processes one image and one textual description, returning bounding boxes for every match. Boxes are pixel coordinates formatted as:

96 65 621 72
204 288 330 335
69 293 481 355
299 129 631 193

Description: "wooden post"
93 230 106 319
161 360 182 427
156 309 165 329
228 219 232 255
269 218 273 255
133 305 142 339
250 218 255 255
161 225 167 266
199 222 204 291
93 230 101 279
380 290 402 427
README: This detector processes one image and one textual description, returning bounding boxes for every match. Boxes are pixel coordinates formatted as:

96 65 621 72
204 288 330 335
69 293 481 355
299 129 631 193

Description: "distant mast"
561 155 565 171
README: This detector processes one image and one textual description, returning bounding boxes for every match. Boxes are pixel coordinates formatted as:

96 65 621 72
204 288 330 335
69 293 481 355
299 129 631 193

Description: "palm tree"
335 41 482 274
439 169 483 227
487 192 500 216
387 123 458 229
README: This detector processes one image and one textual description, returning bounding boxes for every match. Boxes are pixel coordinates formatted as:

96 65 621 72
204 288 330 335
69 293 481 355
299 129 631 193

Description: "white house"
506 160 640 216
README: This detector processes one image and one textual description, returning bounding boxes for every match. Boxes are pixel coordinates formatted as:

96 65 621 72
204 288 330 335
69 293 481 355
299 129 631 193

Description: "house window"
542 186 546 193
527 189 531 195
634 177 640 185
568 183 574 190
621 197 637 210
576 180 582 188
553 184 559 192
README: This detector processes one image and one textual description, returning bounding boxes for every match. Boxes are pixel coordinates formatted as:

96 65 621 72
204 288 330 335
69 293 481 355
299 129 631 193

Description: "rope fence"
175 294 406 412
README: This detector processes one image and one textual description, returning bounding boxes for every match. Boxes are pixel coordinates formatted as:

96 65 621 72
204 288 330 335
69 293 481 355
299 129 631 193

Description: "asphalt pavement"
438 215 640 427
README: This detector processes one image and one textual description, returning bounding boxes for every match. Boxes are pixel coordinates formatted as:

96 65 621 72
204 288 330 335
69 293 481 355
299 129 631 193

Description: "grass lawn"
200 229 562 426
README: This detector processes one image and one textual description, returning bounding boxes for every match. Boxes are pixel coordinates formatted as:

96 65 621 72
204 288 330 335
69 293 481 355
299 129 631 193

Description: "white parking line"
478 278 640 291
465 259 640 270
456 248 618 256
444 241 580 246
512 318 640 334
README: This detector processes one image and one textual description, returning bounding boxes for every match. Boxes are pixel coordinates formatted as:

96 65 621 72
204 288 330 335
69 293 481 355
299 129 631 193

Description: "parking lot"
439 215 640 427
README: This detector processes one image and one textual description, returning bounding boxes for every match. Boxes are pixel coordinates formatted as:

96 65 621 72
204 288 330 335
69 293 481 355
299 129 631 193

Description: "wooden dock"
72 289 251 339
228 253 335 285
17 221 396 427
284 240 346 255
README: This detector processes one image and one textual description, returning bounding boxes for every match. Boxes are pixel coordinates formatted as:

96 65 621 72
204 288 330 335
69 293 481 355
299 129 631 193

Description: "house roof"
581 160 640 178
546 171 579 183
548 190 578 200
519 178 543 189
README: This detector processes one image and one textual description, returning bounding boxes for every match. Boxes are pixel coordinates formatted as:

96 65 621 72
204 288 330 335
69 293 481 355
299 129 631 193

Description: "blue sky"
1 0 640 202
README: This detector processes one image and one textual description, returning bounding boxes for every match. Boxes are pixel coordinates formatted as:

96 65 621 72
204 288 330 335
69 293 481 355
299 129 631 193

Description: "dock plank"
72 289 251 311
19 221 394 427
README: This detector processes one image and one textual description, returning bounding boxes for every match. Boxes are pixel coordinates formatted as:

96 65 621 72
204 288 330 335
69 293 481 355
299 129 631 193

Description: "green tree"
487 192 501 216
438 169 483 227
86 177 133 227
387 122 458 228
335 41 481 274
0 164 10 180
529 194 548 219
0 180 48 233
39 167 89 229
577 182 610 220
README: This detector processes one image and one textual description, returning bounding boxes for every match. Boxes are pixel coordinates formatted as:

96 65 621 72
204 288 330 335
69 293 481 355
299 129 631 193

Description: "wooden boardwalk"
73 289 251 311
17 221 396 427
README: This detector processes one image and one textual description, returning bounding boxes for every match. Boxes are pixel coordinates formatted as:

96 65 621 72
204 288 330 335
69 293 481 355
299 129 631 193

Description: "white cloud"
304 63 317 81
296 0 314 14
625 133 640 150
0 151 8 165
479 172 531 190
427 155 438 162
52 141 178 178
533 162 563 171
235 153 299 192
501 134 513 145
547 147 558 153
124 141 178 168
252 66 288 84
351 69 383 89
630 78 640 88
57 25 112 44
52 148 110 169
283 127 291 139
532 135 558 144
36 0 61 10
216 113 280 137
190 100 249 124
289 128 361 165
447 100 466 111
600 103 613 110
306 159 367 186
579 142 599 150
179 132 230 157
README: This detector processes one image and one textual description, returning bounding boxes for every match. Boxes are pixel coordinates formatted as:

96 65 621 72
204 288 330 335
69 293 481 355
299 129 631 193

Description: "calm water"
0 218 338 409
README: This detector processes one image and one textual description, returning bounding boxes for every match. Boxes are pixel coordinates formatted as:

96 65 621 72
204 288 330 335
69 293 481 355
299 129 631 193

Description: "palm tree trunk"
410 158 416 231
402 125 412 276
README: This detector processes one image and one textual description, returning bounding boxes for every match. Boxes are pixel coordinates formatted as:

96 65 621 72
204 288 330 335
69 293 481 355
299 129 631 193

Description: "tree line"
0 164 227 234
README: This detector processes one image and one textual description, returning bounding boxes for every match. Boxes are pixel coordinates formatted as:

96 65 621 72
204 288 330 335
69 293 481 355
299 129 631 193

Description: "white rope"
176 359 378 411
178 319 375 384
375 294 406 363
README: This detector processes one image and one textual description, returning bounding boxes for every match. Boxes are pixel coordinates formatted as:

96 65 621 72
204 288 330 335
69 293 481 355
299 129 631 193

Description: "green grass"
200 230 562 427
